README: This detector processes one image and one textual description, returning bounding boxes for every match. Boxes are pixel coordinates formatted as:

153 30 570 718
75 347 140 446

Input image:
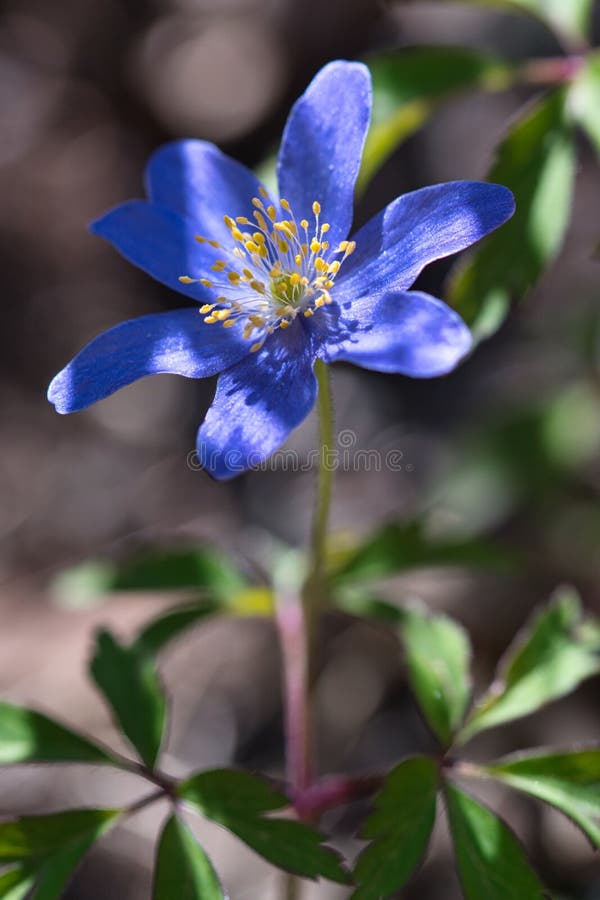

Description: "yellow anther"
321 223 330 233
223 319 235 327
321 241 329 251
289 272 301 286
300 219 309 229
315 296 325 308
250 280 265 293
227 272 241 283
312 201 321 215
258 185 269 199
245 241 260 253
178 275 194 284
199 304 215 314
204 315 217 324
253 232 265 244
280 198 291 212
338 240 349 252
310 239 321 253
328 261 341 274
236 217 251 225
249 314 265 326
250 341 264 353
300 276 309 285
210 262 225 272
243 324 254 339
325 279 335 289
267 205 277 221
223 216 235 228
252 197 264 209
231 228 244 241
314 258 327 272
295 253 303 265
242 268 254 279
280 319 290 329
253 212 268 231
304 308 314 317
301 243 308 254
216 309 231 321
346 241 356 255
208 239 221 248
195 234 206 243
278 239 289 253
200 279 213 288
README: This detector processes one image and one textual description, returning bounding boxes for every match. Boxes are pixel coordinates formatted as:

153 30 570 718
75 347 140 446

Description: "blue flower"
48 60 514 480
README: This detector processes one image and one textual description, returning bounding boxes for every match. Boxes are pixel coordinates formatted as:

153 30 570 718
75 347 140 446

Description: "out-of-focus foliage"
0 703 113 766
359 49 512 194
572 51 600 156
448 89 576 339
460 0 594 43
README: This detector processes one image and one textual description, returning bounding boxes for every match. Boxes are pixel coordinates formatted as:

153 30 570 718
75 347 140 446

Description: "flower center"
179 188 355 352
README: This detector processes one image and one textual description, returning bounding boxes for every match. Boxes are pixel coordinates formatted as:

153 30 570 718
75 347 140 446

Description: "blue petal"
277 60 371 250
91 201 223 303
334 182 515 304
196 326 318 480
48 308 251 413
325 290 472 377
145 140 269 246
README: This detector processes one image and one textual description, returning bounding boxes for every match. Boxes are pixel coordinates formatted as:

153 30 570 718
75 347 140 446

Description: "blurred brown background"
1 0 600 897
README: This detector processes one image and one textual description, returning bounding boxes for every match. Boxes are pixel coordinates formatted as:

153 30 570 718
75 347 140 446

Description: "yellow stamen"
312 201 321 215
178 276 193 284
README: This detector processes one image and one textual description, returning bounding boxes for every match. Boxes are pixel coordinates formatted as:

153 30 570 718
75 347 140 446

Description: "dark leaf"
0 703 114 766
331 519 513 584
445 782 545 899
457 587 600 743
153 816 223 899
486 748 600 847
0 809 119 862
351 757 438 899
359 48 511 193
461 0 593 42
110 547 246 596
401 606 472 746
90 630 166 769
572 51 600 157
178 770 348 883
448 89 575 341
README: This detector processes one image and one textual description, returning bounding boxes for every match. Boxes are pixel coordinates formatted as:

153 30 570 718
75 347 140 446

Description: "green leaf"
110 547 246 596
358 48 512 194
0 703 114 766
445 782 545 899
571 52 600 158
0 868 35 900
90 630 166 769
485 749 600 847
133 601 221 657
331 518 513 584
457 587 600 744
28 835 101 900
178 770 348 884
401 606 472 746
0 809 119 862
153 816 223 899
351 757 438 899
461 0 594 42
448 89 575 341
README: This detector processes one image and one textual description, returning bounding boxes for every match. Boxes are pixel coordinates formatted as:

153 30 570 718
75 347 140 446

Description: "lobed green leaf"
445 782 545 899
401 606 472 746
153 816 223 899
0 702 114 766
0 809 119 863
485 748 600 847
351 757 438 899
90 630 166 770
457 587 600 744
178 770 348 883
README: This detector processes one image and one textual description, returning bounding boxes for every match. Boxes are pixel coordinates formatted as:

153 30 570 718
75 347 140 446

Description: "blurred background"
1 0 600 897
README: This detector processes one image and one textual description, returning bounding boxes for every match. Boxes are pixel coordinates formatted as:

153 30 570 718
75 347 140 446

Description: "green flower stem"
306 358 335 619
